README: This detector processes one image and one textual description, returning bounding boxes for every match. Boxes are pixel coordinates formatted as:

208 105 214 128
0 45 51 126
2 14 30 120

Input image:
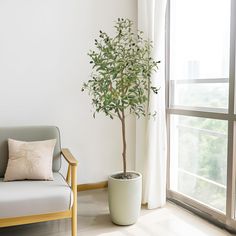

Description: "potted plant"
82 18 159 225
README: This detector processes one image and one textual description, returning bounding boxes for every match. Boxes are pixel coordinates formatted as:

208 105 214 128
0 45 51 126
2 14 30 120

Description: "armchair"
0 126 78 236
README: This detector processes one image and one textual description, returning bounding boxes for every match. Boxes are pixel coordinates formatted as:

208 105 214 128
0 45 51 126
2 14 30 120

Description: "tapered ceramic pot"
108 171 142 225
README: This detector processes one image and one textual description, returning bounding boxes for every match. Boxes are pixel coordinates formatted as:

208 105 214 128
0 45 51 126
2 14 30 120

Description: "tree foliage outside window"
176 115 227 211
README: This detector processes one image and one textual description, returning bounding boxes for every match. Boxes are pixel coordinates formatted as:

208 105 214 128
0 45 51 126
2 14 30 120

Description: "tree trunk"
121 110 127 177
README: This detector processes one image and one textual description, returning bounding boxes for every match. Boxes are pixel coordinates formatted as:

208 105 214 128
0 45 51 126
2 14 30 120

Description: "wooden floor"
0 189 234 236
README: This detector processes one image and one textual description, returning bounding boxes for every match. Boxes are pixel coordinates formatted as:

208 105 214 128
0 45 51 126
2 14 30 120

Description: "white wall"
0 0 137 183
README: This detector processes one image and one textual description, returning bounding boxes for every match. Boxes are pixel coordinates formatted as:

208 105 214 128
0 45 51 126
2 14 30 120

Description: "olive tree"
82 18 159 178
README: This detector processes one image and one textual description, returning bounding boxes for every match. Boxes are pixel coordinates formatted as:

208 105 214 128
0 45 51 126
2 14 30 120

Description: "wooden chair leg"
71 165 77 236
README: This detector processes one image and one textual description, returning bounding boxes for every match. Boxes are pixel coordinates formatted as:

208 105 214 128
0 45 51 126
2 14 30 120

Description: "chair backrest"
0 126 61 177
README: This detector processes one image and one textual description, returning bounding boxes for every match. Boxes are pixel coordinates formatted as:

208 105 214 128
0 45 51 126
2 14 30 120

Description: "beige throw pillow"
4 139 56 181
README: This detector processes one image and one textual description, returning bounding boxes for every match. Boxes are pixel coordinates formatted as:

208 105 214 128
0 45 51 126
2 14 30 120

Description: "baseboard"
77 181 108 192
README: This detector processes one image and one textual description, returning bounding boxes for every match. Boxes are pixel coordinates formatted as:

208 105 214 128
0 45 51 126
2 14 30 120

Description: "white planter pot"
108 171 142 225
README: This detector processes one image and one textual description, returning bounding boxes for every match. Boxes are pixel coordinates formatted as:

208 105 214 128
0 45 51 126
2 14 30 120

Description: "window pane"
170 0 230 80
169 0 230 110
171 82 228 109
170 115 228 212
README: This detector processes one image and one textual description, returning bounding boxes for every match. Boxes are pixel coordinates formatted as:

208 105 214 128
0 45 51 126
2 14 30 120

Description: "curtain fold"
135 0 167 209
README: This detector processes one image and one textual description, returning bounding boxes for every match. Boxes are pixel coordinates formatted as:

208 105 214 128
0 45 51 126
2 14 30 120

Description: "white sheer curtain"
135 0 167 209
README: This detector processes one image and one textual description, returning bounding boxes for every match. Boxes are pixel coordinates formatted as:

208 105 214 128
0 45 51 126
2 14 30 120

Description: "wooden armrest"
61 148 78 166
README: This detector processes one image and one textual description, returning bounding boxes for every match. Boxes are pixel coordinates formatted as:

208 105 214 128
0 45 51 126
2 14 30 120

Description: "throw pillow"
4 138 56 181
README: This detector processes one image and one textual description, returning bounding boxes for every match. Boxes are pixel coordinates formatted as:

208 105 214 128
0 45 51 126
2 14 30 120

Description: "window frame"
166 0 236 230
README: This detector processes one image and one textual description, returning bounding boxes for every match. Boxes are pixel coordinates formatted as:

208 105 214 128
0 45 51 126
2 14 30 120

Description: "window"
167 0 236 230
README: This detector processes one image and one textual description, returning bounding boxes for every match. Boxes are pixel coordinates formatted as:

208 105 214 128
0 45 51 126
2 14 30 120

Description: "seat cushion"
0 173 72 218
